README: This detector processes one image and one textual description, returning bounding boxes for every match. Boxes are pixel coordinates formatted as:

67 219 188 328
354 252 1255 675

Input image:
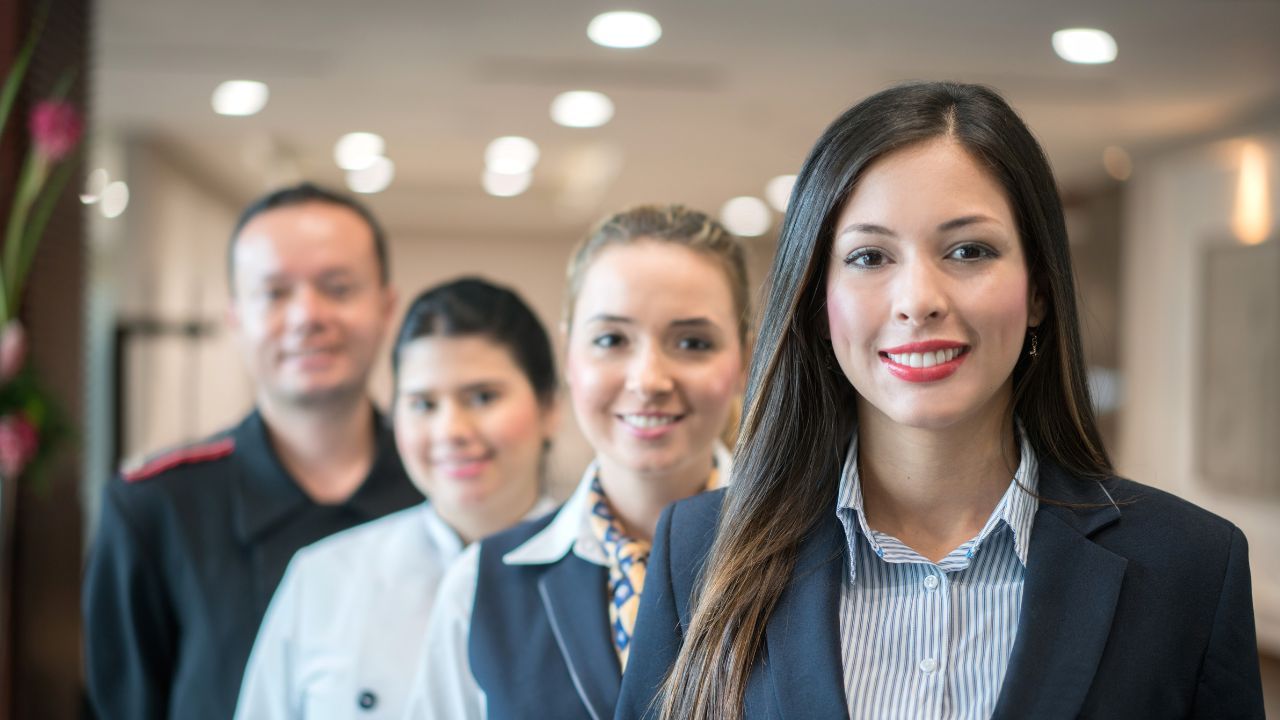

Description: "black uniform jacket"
83 409 422 720
616 462 1265 720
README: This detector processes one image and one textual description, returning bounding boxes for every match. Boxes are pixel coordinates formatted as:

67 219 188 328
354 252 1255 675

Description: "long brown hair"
659 81 1112 719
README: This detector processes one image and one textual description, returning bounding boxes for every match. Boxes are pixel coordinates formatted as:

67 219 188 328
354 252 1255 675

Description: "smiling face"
228 201 395 409
565 240 745 487
393 335 554 521
825 138 1045 432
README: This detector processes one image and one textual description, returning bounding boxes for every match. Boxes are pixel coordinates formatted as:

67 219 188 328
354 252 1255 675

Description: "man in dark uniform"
83 183 423 720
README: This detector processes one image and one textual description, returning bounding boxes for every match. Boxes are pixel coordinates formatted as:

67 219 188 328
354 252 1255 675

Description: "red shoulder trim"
122 438 236 483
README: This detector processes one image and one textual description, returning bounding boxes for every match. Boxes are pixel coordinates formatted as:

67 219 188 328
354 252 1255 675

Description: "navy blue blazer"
469 511 622 720
616 462 1265 719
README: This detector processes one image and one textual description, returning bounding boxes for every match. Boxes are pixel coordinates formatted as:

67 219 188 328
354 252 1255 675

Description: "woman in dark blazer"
616 81 1264 720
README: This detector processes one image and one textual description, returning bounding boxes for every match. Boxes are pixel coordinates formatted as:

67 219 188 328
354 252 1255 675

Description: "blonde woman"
404 205 751 719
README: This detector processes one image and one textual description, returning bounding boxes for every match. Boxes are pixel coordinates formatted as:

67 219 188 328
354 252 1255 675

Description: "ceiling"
95 0 1280 239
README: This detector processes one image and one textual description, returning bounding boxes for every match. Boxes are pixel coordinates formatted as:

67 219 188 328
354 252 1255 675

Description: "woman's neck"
856 404 1019 562
439 480 540 546
596 450 716 543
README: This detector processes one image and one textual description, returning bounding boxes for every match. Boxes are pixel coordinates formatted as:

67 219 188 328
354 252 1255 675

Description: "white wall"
1119 128 1280 651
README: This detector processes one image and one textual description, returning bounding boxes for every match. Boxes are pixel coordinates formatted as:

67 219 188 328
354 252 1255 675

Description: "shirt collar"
231 406 420 542
835 423 1040 580
503 441 733 567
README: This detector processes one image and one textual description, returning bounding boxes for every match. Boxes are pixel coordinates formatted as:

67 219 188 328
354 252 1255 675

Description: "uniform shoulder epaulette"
121 437 236 483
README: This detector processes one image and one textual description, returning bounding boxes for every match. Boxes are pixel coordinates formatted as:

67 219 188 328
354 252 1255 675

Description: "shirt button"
358 691 377 710
923 575 940 590
919 658 938 674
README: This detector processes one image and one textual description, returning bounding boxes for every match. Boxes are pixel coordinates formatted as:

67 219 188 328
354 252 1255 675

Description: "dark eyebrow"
837 223 896 239
937 215 999 232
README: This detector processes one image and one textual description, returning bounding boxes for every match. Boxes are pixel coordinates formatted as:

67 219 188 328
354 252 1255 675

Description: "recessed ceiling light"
211 80 269 116
485 136 540 174
334 132 386 171
100 181 130 218
1052 28 1117 65
765 174 797 212
720 196 771 237
346 156 395 194
483 169 533 198
551 91 615 128
587 11 662 49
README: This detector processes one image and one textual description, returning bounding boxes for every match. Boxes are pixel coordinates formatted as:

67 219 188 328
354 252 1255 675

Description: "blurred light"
1233 141 1271 245
334 132 385 170
1052 29 1117 65
485 136 540 174
211 80 269 116
765 174 797 212
588 11 662 49
483 169 533 198
346 156 395 194
720 196 771 237
551 91 615 128
100 181 129 218
1102 146 1132 181
80 168 110 204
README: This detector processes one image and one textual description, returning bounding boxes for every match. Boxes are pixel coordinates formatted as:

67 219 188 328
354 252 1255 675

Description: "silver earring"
1029 329 1039 358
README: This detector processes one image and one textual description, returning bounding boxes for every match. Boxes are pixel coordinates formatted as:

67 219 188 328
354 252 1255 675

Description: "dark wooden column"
0 0 90 718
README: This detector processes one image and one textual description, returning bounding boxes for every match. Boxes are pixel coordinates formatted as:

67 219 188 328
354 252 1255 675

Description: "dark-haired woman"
235 277 560 719
617 82 1264 720
403 205 750 720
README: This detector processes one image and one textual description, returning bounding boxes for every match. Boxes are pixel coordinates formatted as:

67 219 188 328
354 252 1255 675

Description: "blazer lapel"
537 554 622 720
992 464 1127 720
764 515 849 719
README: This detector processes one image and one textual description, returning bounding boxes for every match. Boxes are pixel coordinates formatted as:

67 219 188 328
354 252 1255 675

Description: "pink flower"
0 321 27 382
0 412 39 478
28 100 83 162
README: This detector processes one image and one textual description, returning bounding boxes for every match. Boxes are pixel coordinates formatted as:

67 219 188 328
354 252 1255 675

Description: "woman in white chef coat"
402 204 751 720
235 276 561 720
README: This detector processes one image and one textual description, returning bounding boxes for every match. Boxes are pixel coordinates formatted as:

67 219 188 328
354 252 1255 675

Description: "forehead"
573 241 738 328
837 139 1014 230
396 335 525 389
233 202 378 279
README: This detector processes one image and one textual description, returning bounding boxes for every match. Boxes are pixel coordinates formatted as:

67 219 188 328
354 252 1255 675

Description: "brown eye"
947 244 996 261
846 249 887 268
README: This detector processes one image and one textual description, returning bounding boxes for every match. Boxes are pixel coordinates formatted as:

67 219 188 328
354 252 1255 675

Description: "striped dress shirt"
835 431 1039 720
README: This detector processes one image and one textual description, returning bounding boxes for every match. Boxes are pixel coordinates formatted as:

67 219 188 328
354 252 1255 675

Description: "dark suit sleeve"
1190 526 1265 719
83 479 176 720
617 502 683 720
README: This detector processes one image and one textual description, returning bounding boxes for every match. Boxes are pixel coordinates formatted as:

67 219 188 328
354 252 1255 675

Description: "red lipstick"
879 341 969 383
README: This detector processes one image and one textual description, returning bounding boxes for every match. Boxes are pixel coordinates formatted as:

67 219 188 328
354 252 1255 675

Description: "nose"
624 342 675 398
433 401 477 446
892 256 949 326
283 284 333 332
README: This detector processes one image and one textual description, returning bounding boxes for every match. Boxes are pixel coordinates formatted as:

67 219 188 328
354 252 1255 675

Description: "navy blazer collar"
537 553 621 720
990 461 1126 719
230 407 412 542
760 460 1126 719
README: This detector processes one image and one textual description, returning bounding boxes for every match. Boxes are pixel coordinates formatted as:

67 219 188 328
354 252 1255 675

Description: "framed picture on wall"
1198 237 1280 499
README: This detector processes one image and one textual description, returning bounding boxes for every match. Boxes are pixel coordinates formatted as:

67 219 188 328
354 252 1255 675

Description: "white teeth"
621 414 677 429
887 348 962 367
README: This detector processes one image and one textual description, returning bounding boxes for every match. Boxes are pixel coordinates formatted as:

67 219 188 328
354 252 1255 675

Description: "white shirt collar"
835 422 1040 578
503 441 733 567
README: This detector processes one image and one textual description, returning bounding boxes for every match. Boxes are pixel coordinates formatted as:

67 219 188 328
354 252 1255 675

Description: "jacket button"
358 690 377 710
